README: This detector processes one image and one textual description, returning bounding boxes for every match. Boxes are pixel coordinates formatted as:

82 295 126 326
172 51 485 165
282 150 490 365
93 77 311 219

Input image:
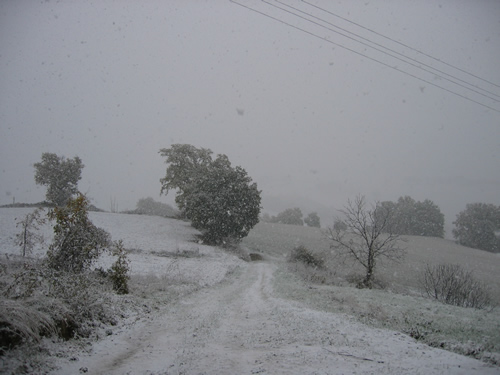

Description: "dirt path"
56 262 498 374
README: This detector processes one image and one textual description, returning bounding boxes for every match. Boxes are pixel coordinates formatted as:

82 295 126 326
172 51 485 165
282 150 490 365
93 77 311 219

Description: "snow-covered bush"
289 245 324 269
421 264 491 309
46 195 110 273
108 240 130 294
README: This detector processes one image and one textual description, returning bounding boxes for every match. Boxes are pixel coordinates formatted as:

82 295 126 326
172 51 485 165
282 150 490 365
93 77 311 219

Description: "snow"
1 208 499 374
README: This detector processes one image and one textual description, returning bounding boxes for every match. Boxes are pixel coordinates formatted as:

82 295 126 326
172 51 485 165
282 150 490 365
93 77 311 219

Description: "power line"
302 0 500 90
229 0 500 113
273 0 500 101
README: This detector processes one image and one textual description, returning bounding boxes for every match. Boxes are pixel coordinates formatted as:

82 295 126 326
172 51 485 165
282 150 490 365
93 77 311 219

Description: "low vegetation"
242 218 500 365
288 245 324 269
421 263 492 309
128 197 178 218
0 196 131 356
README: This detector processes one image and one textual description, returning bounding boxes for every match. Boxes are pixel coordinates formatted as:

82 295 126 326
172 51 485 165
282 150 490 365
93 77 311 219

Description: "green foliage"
33 153 84 206
421 264 491 309
289 245 324 268
304 212 321 228
46 195 110 273
160 144 261 245
453 203 500 253
271 207 303 225
376 196 445 238
108 240 130 294
134 197 177 217
15 208 46 257
159 144 213 211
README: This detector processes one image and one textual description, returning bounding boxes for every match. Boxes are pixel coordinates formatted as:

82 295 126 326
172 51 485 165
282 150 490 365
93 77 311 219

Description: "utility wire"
302 0 500 90
229 0 500 113
273 0 500 101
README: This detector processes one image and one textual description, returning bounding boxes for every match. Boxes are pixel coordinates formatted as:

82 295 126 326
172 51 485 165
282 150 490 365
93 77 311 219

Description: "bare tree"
15 208 46 257
327 195 405 288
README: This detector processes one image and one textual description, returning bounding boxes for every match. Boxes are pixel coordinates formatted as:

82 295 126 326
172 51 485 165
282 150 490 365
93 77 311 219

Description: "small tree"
273 208 303 225
327 195 405 288
304 212 321 228
34 153 84 206
453 203 500 253
47 194 110 273
108 240 130 294
15 208 46 257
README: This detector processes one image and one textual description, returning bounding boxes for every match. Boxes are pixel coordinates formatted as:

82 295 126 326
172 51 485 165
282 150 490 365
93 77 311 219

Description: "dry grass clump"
0 257 121 354
0 299 55 352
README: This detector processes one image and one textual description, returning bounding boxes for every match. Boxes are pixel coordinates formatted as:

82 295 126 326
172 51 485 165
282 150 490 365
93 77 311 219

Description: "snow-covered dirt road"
55 262 498 375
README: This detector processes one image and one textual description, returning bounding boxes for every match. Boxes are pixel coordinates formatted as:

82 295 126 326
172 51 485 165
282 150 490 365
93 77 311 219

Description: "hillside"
0 208 499 373
243 222 500 303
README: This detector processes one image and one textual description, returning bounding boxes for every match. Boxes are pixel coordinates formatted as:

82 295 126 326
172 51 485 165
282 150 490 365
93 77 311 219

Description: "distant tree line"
30 151 499 253
261 208 321 228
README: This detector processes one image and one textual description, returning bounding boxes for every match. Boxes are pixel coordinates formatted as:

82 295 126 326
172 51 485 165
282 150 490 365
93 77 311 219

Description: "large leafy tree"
34 153 84 206
453 203 500 253
159 144 213 211
160 144 261 245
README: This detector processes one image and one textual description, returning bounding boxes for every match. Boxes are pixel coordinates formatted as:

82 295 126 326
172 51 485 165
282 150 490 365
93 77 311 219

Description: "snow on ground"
0 208 243 287
53 263 499 375
1 208 499 374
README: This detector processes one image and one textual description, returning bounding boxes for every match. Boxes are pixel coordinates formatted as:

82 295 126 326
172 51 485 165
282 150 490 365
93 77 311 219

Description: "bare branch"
327 195 405 288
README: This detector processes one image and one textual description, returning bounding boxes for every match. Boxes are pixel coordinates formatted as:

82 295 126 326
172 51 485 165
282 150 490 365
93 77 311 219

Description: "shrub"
421 264 491 309
46 195 110 273
108 240 130 294
289 245 324 269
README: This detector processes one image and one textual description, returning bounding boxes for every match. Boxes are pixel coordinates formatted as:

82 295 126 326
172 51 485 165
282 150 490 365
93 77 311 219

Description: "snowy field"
1 207 499 374
0 208 243 287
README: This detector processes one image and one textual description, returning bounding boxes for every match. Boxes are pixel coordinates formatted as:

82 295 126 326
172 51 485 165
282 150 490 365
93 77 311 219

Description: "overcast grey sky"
1 0 499 235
